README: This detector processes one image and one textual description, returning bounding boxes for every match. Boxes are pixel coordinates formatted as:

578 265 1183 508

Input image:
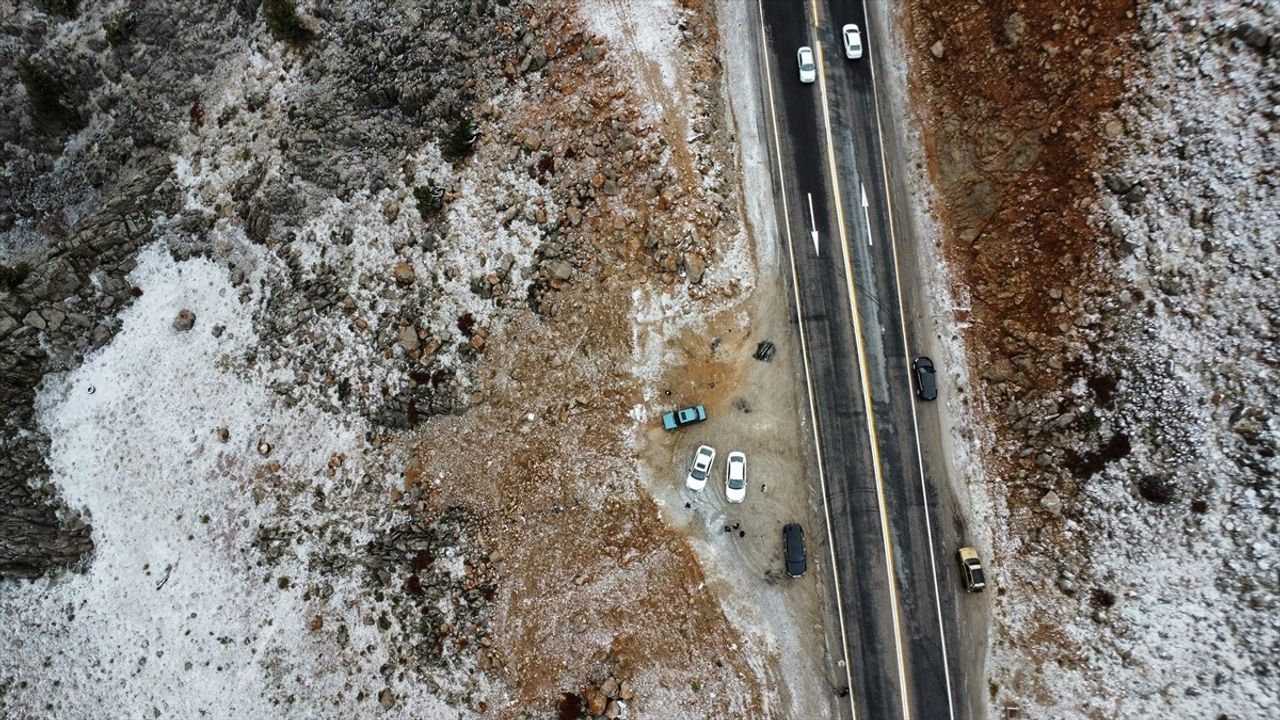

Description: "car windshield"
728 477 745 490
679 409 694 421
971 568 986 585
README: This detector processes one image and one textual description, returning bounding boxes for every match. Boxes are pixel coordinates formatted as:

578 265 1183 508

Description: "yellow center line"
814 42 914 720
810 0 820 27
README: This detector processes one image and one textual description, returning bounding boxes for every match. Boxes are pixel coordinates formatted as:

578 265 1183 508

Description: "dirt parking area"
637 263 843 718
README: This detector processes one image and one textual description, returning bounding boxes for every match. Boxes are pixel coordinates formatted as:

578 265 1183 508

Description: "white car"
842 24 863 59
725 451 747 503
685 444 716 491
797 46 816 84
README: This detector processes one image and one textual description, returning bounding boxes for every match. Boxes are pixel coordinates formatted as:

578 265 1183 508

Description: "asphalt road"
749 1 974 719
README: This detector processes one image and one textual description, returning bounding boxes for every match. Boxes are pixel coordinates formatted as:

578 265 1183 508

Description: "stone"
173 309 196 331
1003 12 1026 47
601 677 619 698
22 311 46 330
1040 490 1063 515
42 308 65 329
585 688 607 716
1103 174 1134 194
550 261 573 280
604 700 622 718
398 325 420 352
931 40 945 59
378 688 395 710
683 252 707 284
393 262 416 285
618 681 634 700
1105 119 1124 139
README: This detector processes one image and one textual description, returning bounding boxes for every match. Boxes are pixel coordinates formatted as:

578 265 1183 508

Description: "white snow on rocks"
981 3 1280 717
0 245 471 718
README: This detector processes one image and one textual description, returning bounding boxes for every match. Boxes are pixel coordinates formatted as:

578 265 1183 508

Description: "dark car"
913 356 937 401
661 405 707 431
783 523 807 578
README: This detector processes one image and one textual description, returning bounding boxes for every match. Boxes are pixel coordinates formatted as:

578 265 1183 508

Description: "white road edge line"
756 3 857 718
859 2 958 719
815 40 913 720
807 193 820 254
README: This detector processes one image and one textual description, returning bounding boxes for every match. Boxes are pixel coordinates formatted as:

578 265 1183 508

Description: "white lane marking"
815 39 914 720
858 2 958 719
756 3 857 718
862 184 874 247
807 193 820 254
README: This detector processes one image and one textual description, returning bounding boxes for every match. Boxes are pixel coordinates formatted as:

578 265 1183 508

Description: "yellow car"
957 547 986 592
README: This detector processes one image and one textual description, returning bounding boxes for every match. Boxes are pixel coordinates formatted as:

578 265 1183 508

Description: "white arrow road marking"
862 183 873 247
808 192 820 254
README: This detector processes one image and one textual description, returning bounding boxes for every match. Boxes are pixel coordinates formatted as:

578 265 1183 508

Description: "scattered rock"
378 688 395 710
173 309 196 331
23 311 46 330
398 325 420 352
1040 490 1063 515
1003 12 1026 47
931 40 945 59
585 687 607 716
393 262 416 285
550 261 573 280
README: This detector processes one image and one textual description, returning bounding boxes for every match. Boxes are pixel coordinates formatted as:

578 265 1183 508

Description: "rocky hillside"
1 0 795 718
903 0 1278 716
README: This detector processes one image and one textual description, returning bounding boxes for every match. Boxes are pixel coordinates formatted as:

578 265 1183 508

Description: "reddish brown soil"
900 0 1141 707
904 1 1137 341
400 1 766 717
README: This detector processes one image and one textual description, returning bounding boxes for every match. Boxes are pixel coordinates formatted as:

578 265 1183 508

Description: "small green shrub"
413 183 444 221
0 263 31 293
17 59 84 132
262 0 315 46
440 118 478 163
35 0 79 17
104 12 130 47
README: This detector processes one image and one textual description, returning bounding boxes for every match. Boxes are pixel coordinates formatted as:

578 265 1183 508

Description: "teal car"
662 405 707 431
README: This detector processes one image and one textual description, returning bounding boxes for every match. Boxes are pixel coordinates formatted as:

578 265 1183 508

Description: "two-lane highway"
752 1 971 719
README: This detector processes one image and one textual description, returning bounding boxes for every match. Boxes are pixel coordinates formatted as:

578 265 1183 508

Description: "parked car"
662 405 706 431
842 24 863 59
725 451 746 503
783 523 807 578
685 444 716 491
913 356 937 401
797 46 817 84
957 547 986 592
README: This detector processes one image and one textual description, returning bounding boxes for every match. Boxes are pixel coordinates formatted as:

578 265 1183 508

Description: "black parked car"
783 523 807 578
913 356 937 401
